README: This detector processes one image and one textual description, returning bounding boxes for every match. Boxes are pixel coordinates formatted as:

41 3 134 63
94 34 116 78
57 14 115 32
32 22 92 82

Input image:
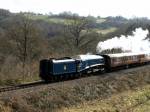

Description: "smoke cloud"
96 28 150 53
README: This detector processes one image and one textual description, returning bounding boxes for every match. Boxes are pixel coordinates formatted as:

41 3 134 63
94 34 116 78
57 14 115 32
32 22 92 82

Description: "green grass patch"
93 27 117 34
28 15 73 24
96 18 106 23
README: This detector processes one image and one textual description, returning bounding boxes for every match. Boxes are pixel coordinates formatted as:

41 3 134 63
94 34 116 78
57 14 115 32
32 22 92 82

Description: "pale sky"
0 0 150 18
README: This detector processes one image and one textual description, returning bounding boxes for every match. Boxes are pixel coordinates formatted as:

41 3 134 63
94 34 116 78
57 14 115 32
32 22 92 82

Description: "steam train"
40 52 150 81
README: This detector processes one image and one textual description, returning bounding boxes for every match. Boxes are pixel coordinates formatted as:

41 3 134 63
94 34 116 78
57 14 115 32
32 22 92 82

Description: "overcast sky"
0 0 150 18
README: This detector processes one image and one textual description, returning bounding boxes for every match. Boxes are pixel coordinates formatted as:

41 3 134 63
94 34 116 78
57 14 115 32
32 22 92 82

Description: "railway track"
0 64 149 93
0 80 45 93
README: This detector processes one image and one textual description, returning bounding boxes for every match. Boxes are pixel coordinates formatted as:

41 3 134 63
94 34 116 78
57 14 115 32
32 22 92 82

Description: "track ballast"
0 80 45 93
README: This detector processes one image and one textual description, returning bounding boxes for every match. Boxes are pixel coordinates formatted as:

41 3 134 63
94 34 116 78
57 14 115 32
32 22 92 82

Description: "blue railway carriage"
40 57 78 80
52 58 77 75
40 54 105 81
74 54 105 73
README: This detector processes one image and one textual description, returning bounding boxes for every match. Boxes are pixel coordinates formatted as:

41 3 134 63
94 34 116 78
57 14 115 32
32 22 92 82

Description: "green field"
28 14 73 24
96 18 106 23
93 27 117 34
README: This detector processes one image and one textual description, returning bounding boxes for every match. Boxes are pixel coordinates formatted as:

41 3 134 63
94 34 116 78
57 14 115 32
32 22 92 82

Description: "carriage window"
112 58 116 62
133 56 136 60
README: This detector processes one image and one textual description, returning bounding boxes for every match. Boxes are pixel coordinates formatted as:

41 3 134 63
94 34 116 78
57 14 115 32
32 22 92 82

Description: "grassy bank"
63 85 150 112
0 66 150 112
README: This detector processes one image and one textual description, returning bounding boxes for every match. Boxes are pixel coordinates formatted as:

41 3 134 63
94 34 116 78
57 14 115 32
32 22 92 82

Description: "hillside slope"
0 65 150 112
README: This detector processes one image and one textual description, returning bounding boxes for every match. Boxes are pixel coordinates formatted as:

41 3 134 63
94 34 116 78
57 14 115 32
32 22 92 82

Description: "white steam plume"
96 28 150 53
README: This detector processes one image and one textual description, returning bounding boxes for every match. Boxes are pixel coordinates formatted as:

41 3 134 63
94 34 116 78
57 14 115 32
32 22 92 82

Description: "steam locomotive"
40 52 150 81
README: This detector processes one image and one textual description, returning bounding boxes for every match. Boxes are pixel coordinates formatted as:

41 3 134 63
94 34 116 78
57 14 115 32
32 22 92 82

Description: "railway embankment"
0 65 150 112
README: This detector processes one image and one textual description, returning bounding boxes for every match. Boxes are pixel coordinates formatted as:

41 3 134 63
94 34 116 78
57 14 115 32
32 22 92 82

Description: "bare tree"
63 16 103 54
65 16 89 47
5 14 41 69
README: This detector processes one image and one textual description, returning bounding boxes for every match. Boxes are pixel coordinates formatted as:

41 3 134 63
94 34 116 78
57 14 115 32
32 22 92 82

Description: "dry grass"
62 85 150 112
0 58 40 86
0 65 150 112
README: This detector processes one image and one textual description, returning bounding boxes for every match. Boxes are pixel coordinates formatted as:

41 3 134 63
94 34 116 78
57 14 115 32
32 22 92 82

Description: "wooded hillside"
0 9 150 85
